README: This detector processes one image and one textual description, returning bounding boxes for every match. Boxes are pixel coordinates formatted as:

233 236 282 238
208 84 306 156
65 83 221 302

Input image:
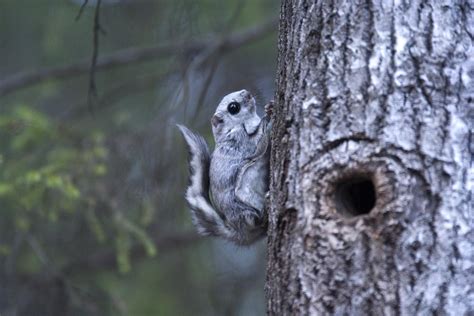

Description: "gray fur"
178 90 271 245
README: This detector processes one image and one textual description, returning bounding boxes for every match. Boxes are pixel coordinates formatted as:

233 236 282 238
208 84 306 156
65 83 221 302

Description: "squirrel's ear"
244 116 260 135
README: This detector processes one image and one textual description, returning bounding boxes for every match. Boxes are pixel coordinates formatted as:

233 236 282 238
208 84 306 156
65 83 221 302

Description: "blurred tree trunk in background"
266 0 473 314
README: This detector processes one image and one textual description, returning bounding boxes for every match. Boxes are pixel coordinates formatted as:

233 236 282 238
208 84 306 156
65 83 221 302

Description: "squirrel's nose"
240 89 252 101
211 114 224 127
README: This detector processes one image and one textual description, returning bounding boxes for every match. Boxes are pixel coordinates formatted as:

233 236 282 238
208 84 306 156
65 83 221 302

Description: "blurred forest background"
0 0 278 315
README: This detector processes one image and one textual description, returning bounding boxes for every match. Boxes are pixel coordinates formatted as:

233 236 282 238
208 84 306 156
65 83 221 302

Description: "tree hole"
334 176 376 217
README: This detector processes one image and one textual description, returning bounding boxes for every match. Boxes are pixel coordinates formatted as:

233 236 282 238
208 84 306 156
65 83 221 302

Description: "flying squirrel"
177 90 272 245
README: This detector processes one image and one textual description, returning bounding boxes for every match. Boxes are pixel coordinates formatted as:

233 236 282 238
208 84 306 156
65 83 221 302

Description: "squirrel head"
211 89 261 142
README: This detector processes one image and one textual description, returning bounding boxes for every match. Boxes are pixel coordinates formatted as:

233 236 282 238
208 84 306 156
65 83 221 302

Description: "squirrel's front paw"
264 100 274 116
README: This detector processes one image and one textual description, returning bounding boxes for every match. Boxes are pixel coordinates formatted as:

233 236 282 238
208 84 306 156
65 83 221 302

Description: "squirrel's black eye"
227 102 240 115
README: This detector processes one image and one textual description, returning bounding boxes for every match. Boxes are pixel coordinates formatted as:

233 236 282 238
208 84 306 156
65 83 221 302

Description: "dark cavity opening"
335 176 376 217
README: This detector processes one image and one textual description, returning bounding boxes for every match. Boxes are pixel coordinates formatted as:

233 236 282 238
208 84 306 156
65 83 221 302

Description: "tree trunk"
266 1 473 315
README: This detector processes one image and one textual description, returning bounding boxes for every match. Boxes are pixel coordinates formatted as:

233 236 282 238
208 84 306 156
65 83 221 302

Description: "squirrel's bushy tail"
177 125 232 238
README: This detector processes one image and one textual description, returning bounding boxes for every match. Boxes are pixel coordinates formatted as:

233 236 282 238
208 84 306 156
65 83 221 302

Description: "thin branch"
63 68 177 119
0 17 277 97
180 44 219 120
25 234 50 267
223 0 245 33
87 0 103 113
61 231 202 274
192 55 220 119
185 1 243 120
5 233 24 277
75 0 89 21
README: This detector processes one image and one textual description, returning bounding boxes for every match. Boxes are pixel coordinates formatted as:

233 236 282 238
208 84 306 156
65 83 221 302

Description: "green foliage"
0 106 155 273
0 106 103 224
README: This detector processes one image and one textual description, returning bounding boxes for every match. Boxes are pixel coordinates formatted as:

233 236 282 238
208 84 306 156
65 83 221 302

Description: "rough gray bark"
266 1 473 315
